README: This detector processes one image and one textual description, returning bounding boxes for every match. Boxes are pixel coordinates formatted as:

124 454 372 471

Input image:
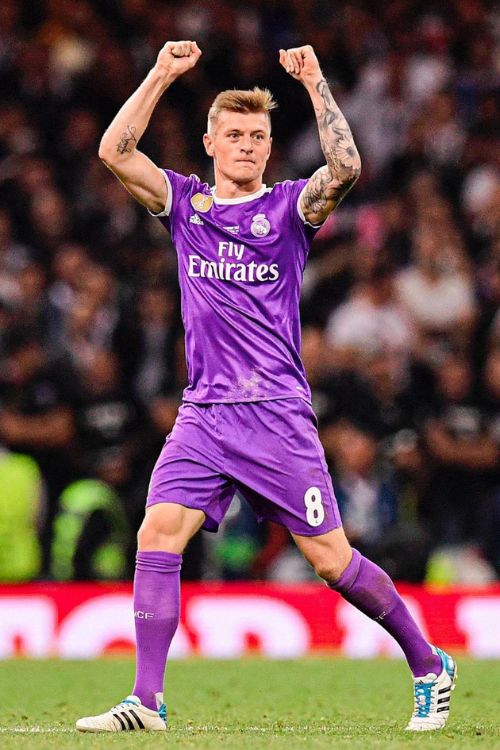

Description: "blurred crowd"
0 0 498 584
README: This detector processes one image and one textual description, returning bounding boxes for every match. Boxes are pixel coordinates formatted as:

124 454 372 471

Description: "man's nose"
240 137 253 152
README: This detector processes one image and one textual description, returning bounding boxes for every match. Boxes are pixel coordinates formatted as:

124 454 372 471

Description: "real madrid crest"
250 213 270 237
190 192 213 213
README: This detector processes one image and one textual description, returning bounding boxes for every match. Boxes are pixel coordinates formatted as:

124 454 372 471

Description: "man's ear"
267 135 272 158
203 133 214 157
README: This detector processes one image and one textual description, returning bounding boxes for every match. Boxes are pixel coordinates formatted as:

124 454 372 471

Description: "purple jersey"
151 170 320 403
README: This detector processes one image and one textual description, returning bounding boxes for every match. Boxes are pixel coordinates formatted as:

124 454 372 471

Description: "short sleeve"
279 179 324 241
148 169 200 235
295 179 327 230
147 169 173 218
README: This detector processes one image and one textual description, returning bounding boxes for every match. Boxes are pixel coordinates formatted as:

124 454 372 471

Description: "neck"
213 169 264 199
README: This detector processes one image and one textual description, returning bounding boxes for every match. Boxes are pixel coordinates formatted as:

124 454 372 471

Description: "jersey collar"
211 185 268 204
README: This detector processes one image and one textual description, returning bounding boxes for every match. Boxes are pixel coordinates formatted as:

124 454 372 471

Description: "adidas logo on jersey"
189 214 204 225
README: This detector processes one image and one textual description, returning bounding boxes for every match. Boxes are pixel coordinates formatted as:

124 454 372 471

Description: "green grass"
1 658 499 749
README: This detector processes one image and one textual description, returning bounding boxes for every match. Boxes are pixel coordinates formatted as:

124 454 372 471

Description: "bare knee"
137 519 179 552
137 503 205 553
313 553 351 582
292 527 353 583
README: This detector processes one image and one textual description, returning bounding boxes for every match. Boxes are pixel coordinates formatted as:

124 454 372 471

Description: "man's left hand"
279 45 322 86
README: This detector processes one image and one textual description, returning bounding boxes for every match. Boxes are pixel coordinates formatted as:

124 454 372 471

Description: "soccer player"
76 41 456 733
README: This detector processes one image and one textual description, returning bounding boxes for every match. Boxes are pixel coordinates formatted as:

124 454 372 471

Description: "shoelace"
413 682 435 718
111 700 139 714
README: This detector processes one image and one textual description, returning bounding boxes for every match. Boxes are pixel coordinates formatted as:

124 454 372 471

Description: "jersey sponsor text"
187 241 279 283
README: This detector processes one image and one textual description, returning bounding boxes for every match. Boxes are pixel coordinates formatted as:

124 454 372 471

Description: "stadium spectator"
0 328 75 574
45 242 90 346
71 349 144 488
420 351 499 548
396 221 476 363
0 449 42 581
326 261 413 370
113 283 180 406
50 477 129 581
331 421 399 551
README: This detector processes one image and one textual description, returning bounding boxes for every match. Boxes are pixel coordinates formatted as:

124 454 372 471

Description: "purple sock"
329 549 442 677
131 550 182 710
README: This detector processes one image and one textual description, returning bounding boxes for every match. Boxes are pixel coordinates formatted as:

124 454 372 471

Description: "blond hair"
207 87 277 134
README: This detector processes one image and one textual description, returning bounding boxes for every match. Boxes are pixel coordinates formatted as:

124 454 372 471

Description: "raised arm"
98 41 202 214
279 45 361 225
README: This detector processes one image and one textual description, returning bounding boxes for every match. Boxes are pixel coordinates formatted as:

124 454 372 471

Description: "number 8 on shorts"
304 486 324 527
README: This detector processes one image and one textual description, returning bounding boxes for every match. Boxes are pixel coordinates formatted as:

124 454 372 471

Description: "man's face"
203 110 272 186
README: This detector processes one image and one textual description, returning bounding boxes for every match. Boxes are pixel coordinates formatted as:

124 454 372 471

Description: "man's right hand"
98 40 202 215
154 41 202 83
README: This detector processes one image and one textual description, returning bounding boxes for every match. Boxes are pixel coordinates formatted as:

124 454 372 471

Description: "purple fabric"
330 549 442 677
152 170 321 404
132 550 182 710
147 399 341 536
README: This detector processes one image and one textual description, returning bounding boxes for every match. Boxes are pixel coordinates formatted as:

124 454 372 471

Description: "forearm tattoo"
117 125 137 154
302 78 361 219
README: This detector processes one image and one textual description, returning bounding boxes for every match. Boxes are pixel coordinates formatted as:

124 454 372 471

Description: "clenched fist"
279 45 322 87
154 41 202 82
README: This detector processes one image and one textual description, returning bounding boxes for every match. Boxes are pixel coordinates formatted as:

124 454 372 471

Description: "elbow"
98 132 122 166
340 167 361 192
98 139 113 165
344 157 362 188
349 154 362 182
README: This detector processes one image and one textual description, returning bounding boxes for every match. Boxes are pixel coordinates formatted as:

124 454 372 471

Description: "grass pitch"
1 657 499 749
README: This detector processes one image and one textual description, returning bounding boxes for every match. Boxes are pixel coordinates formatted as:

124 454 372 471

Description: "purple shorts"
146 398 341 536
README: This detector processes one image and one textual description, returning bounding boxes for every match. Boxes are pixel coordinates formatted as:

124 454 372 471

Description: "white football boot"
76 694 167 732
405 647 457 731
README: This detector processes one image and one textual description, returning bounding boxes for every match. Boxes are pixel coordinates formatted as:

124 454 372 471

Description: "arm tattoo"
302 78 361 221
116 125 137 154
302 166 332 214
315 78 359 179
